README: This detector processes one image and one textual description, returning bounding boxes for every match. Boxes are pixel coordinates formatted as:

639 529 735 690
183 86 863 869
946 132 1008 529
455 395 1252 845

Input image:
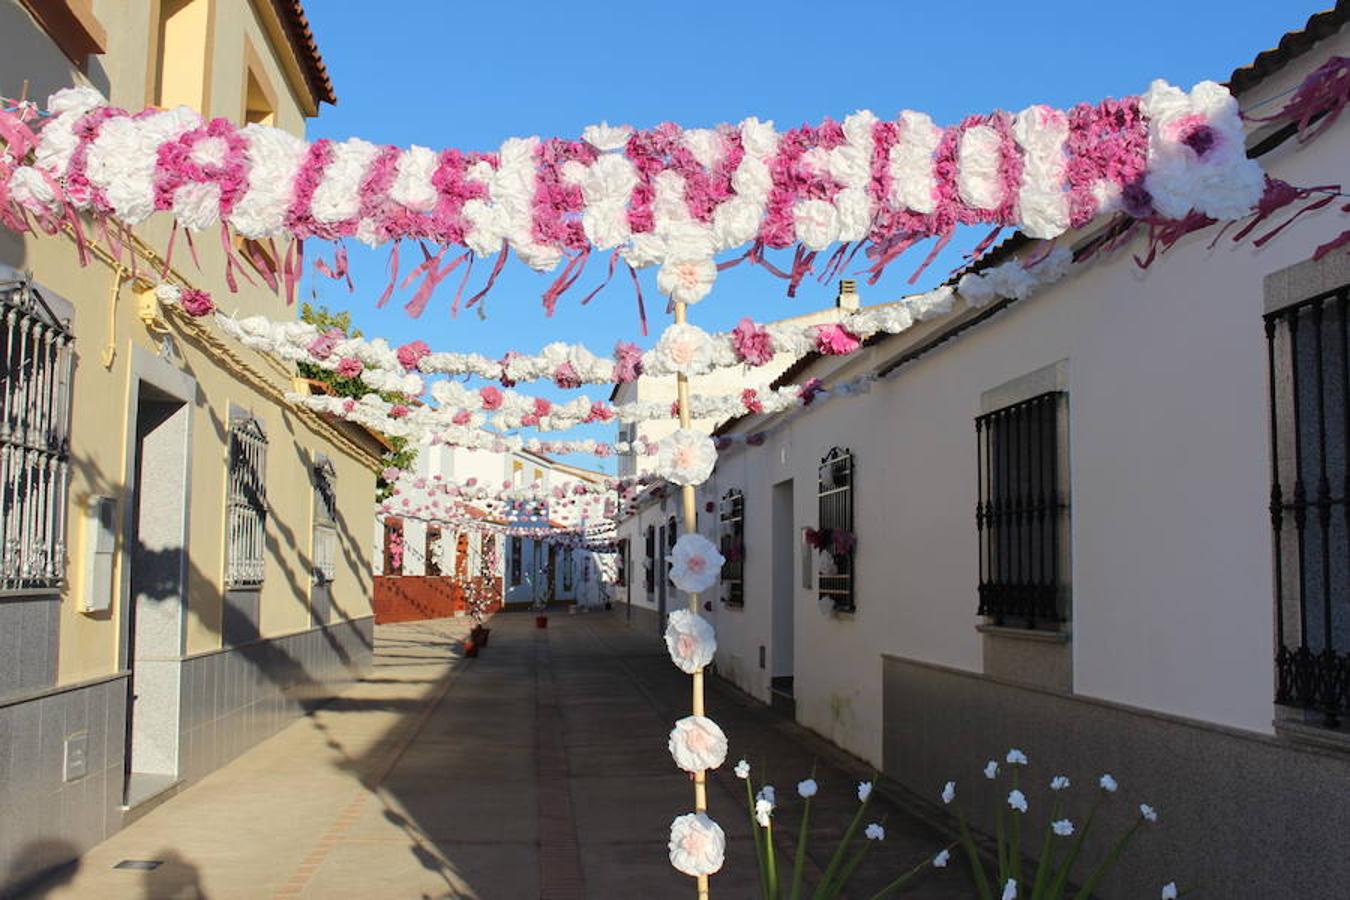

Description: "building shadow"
1 840 80 899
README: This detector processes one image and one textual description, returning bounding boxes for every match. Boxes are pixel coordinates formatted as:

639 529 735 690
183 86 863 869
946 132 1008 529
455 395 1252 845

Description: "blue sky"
299 0 1322 473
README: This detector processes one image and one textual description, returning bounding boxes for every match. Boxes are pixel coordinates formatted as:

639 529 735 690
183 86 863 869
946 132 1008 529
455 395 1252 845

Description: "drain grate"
113 860 163 871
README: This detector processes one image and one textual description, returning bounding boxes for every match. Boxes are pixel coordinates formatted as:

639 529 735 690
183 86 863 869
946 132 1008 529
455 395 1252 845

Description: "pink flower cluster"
396 340 431 371
179 288 215 317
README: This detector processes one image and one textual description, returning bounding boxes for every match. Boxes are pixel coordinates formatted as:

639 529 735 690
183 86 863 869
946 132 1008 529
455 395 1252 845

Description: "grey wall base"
624 602 663 637
0 615 374 896
882 653 1350 899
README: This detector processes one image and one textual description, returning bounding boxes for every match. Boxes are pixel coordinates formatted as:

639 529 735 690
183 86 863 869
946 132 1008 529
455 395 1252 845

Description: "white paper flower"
984 761 999 780
657 257 717 306
933 850 951 868
793 198 840 251
1007 790 1027 813
1050 776 1070 791
1099 774 1118 793
754 797 774 827
657 430 718 487
797 779 818 798
668 715 728 773
1002 878 1018 900
857 781 872 802
154 283 182 305
582 121 633 153
865 823 885 841
669 812 726 876
1051 819 1074 837
1161 883 1178 900
1140 803 1158 823
735 759 750 779
669 533 725 594
664 609 716 674
941 781 955 805
1006 748 1028 766
652 323 715 376
758 785 776 805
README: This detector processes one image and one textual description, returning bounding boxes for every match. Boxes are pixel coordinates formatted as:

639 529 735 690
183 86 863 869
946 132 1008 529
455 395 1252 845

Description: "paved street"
22 611 970 899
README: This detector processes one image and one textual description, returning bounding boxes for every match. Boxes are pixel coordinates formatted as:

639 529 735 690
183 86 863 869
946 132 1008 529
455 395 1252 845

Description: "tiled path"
27 611 972 899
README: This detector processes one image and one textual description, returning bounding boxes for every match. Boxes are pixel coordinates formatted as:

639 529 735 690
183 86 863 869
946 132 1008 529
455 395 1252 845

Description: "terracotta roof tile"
272 0 336 106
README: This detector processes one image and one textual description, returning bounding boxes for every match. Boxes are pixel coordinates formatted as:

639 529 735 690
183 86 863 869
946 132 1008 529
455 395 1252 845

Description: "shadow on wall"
1 840 80 900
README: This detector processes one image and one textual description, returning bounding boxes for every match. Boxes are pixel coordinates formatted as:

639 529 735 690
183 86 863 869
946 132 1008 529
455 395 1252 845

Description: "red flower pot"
535 615 548 629
464 639 478 658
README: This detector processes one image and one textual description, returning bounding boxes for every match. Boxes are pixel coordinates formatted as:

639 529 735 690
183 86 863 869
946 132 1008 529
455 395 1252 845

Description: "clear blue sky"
299 0 1323 473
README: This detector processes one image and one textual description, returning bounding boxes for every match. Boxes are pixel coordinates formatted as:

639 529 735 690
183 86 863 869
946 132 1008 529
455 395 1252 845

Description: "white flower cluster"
663 609 717 674
668 533 725 594
668 715 728 774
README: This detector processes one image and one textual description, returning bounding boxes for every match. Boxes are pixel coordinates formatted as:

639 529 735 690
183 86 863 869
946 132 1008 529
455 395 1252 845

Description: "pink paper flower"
741 389 763 414
180 288 215 317
335 357 363 379
533 397 552 418
586 402 613 423
816 324 861 355
307 329 343 361
452 410 472 425
553 361 582 389
798 377 825 406
396 340 430 371
731 318 774 366
341 398 356 413
479 386 503 410
613 341 644 383
388 404 409 419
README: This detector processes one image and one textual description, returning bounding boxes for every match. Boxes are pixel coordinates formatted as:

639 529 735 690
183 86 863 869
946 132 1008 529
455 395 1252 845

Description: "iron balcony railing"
818 447 854 612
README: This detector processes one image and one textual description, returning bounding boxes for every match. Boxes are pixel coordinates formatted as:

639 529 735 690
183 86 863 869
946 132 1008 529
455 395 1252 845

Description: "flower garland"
1 82 1262 313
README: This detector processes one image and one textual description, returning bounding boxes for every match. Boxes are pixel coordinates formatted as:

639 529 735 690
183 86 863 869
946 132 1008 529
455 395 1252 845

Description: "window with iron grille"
425 524 442 576
975 391 1069 628
563 547 574 591
382 518 404 576
817 447 855 612
481 534 495 580
644 525 655 593
311 455 338 584
720 489 744 607
616 538 628 587
226 415 268 588
1266 283 1350 727
667 515 677 552
510 535 522 585
0 277 75 592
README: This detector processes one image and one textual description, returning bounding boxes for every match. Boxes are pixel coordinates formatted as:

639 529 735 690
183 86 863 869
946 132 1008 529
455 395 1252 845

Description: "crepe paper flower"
613 341 644 383
1006 748 1028 765
664 609 716 674
865 823 885 841
657 430 718 486
657 257 717 306
668 812 726 877
815 324 861 355
1008 790 1027 813
306 329 343 361
758 785 776 805
1050 775 1070 791
153 283 182 304
668 715 728 773
669 533 725 594
533 397 553 418
396 340 430 371
335 356 363 379
731 317 775 366
1002 879 1018 900
1051 819 1074 837
553 361 582 389
653 323 715 376
180 288 215 317
381 466 401 482
797 779 818 798
830 529 856 556
734 759 750 780
933 850 951 868
1161 883 1179 900
754 796 774 827
941 781 955 805
984 761 999 780
479 386 503 410
1100 774 1118 793
798 377 826 406
1140 803 1158 823
582 121 633 152
857 781 872 802
388 404 409 419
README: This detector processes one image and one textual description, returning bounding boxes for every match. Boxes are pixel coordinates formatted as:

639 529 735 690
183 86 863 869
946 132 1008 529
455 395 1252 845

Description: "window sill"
977 623 1071 643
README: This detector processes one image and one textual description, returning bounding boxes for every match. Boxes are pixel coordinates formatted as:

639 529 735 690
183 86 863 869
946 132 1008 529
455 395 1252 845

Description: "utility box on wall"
79 495 117 614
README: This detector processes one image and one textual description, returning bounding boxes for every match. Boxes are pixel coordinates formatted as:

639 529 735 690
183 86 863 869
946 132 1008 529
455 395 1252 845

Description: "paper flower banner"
1 82 1262 312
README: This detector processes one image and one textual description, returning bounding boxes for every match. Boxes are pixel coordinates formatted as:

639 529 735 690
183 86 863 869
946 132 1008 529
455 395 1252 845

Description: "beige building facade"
0 2 383 891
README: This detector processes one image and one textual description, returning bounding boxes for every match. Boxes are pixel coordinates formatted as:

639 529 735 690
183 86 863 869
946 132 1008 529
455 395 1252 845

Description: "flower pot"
535 615 548 629
464 639 478 658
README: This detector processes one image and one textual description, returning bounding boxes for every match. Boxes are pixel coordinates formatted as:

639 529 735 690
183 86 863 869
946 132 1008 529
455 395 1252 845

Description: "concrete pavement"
17 610 970 899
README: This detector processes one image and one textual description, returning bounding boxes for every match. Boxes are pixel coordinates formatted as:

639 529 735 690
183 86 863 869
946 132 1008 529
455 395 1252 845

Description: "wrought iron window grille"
817 447 855 613
226 415 268 589
1266 284 1350 728
310 456 338 584
644 524 655 593
975 391 1069 629
720 488 744 607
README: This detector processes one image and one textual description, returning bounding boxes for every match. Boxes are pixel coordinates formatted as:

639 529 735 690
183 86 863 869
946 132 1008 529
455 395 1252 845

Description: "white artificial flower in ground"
857 781 872 802
941 781 955 805
754 788 775 827
1006 748 1028 765
1007 790 1027 813
1002 878 1018 900
652 323 715 376
1050 775 1070 791
657 429 718 486
663 609 716 674
668 715 728 773
797 779 818 798
865 823 885 841
657 257 717 306
1051 819 1074 837
669 533 725 594
669 811 726 876
1161 882 1178 900
984 761 999 780
735 759 750 779
933 849 951 868
1140 803 1158 823
1099 774 1118 793
758 785 776 805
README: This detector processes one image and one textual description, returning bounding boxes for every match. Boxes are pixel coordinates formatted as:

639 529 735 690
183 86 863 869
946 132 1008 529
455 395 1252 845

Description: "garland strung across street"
1 81 1263 316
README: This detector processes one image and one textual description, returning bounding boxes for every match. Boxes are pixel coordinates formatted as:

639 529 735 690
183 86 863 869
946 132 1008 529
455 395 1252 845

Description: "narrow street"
26 611 969 899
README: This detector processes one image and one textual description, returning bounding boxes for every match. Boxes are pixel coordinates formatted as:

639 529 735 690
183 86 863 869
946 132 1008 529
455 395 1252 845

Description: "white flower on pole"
1051 819 1074 837
857 781 872 802
984 761 999 780
669 812 726 876
865 823 885 841
668 715 728 773
657 429 718 486
651 323 716 376
1099 774 1118 793
933 849 951 868
664 609 716 674
1007 790 1027 813
1005 748 1028 765
797 778 818 798
657 257 718 306
735 759 750 779
1140 803 1158 823
941 781 955 805
1050 775 1070 791
669 533 725 594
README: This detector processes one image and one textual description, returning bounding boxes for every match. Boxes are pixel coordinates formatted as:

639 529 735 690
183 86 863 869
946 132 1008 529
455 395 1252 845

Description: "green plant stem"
1010 769 1022 887
822 824 883 900
810 780 874 900
766 820 780 899
746 779 770 900
790 791 814 900
1071 821 1143 900
1047 796 1102 898
994 794 1007 884
866 842 958 900
1030 796 1063 900
954 803 995 900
